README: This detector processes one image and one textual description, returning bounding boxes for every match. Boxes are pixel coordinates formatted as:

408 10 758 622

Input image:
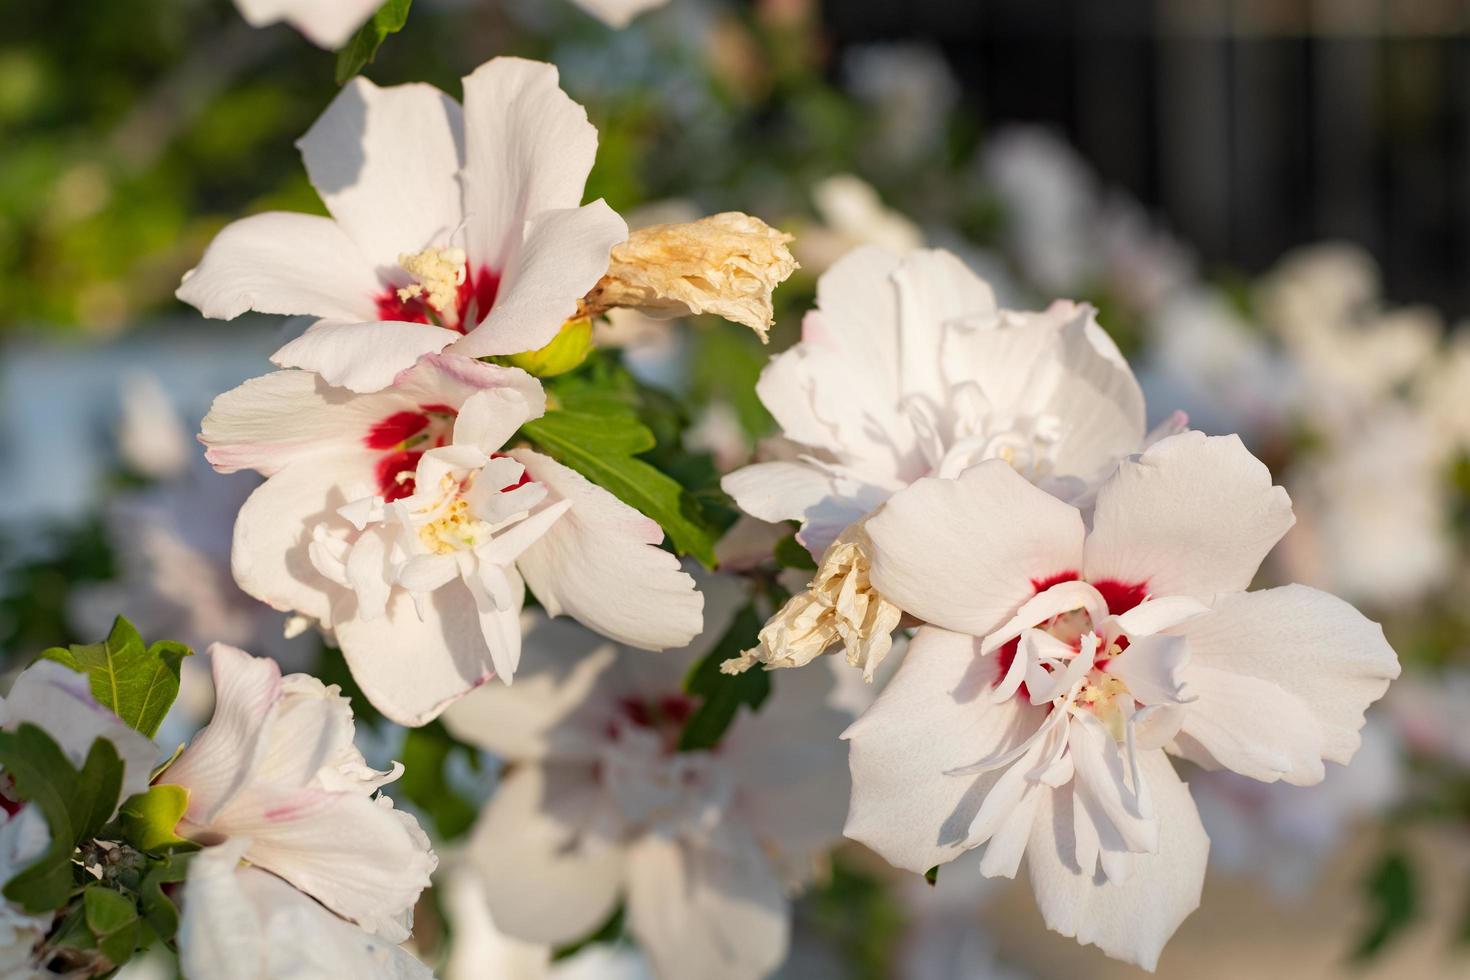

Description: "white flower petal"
163 645 282 823
459 58 599 274
231 455 368 626
177 212 380 323
232 0 380 49
333 586 499 726
297 77 466 272
1026 750 1206 971
271 320 462 394
866 462 1085 636
1172 585 1399 785
511 449 702 651
451 201 627 357
1084 432 1295 598
843 627 1048 874
568 0 670 28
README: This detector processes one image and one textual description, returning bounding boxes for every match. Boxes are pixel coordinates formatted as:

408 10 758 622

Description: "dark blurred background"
828 0 1470 316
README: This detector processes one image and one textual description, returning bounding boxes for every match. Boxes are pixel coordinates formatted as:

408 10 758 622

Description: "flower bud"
503 316 594 377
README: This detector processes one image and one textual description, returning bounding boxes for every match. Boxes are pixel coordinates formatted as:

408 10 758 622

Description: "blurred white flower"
117 372 191 481
202 353 700 725
895 857 1027 980
179 59 628 394
1274 408 1453 608
231 0 382 49
846 432 1398 969
1141 289 1292 444
981 128 1100 295
179 838 433 979
795 175 923 275
161 645 436 940
442 578 857 980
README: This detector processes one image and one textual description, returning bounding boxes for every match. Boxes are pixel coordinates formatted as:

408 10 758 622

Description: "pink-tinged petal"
231 453 371 626
201 370 393 476
164 645 283 824
176 212 380 323
866 462 1085 637
1026 750 1207 971
297 78 465 271
464 764 625 946
450 201 627 357
232 0 381 49
459 58 600 273
1172 585 1399 785
511 449 703 651
1084 431 1295 598
442 615 622 764
333 586 500 727
209 788 435 942
4 661 159 803
393 354 546 415
625 822 788 980
843 627 1047 875
271 320 462 394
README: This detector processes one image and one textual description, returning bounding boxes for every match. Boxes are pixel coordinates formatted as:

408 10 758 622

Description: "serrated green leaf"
42 616 191 738
84 884 140 967
521 408 719 567
334 0 413 84
0 725 124 912
119 785 190 853
679 604 770 751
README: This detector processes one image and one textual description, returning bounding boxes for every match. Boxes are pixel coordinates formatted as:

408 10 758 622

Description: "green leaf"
138 850 193 941
119 785 191 853
679 604 770 752
396 722 480 840
42 616 191 738
521 408 719 567
0 725 124 912
1356 848 1419 959
774 533 817 571
923 865 939 886
84 884 140 967
334 0 413 85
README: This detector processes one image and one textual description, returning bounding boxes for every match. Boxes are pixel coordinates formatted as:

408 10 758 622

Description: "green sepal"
335 0 413 84
119 785 191 853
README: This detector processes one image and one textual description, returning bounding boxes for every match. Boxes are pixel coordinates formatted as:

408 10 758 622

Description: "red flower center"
994 570 1150 697
364 403 458 501
375 264 501 334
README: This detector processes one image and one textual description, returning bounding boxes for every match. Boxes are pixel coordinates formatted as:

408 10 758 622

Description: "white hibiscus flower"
159 645 436 941
178 58 629 394
201 353 701 725
0 807 52 979
844 431 1399 970
441 579 856 980
721 246 1160 678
